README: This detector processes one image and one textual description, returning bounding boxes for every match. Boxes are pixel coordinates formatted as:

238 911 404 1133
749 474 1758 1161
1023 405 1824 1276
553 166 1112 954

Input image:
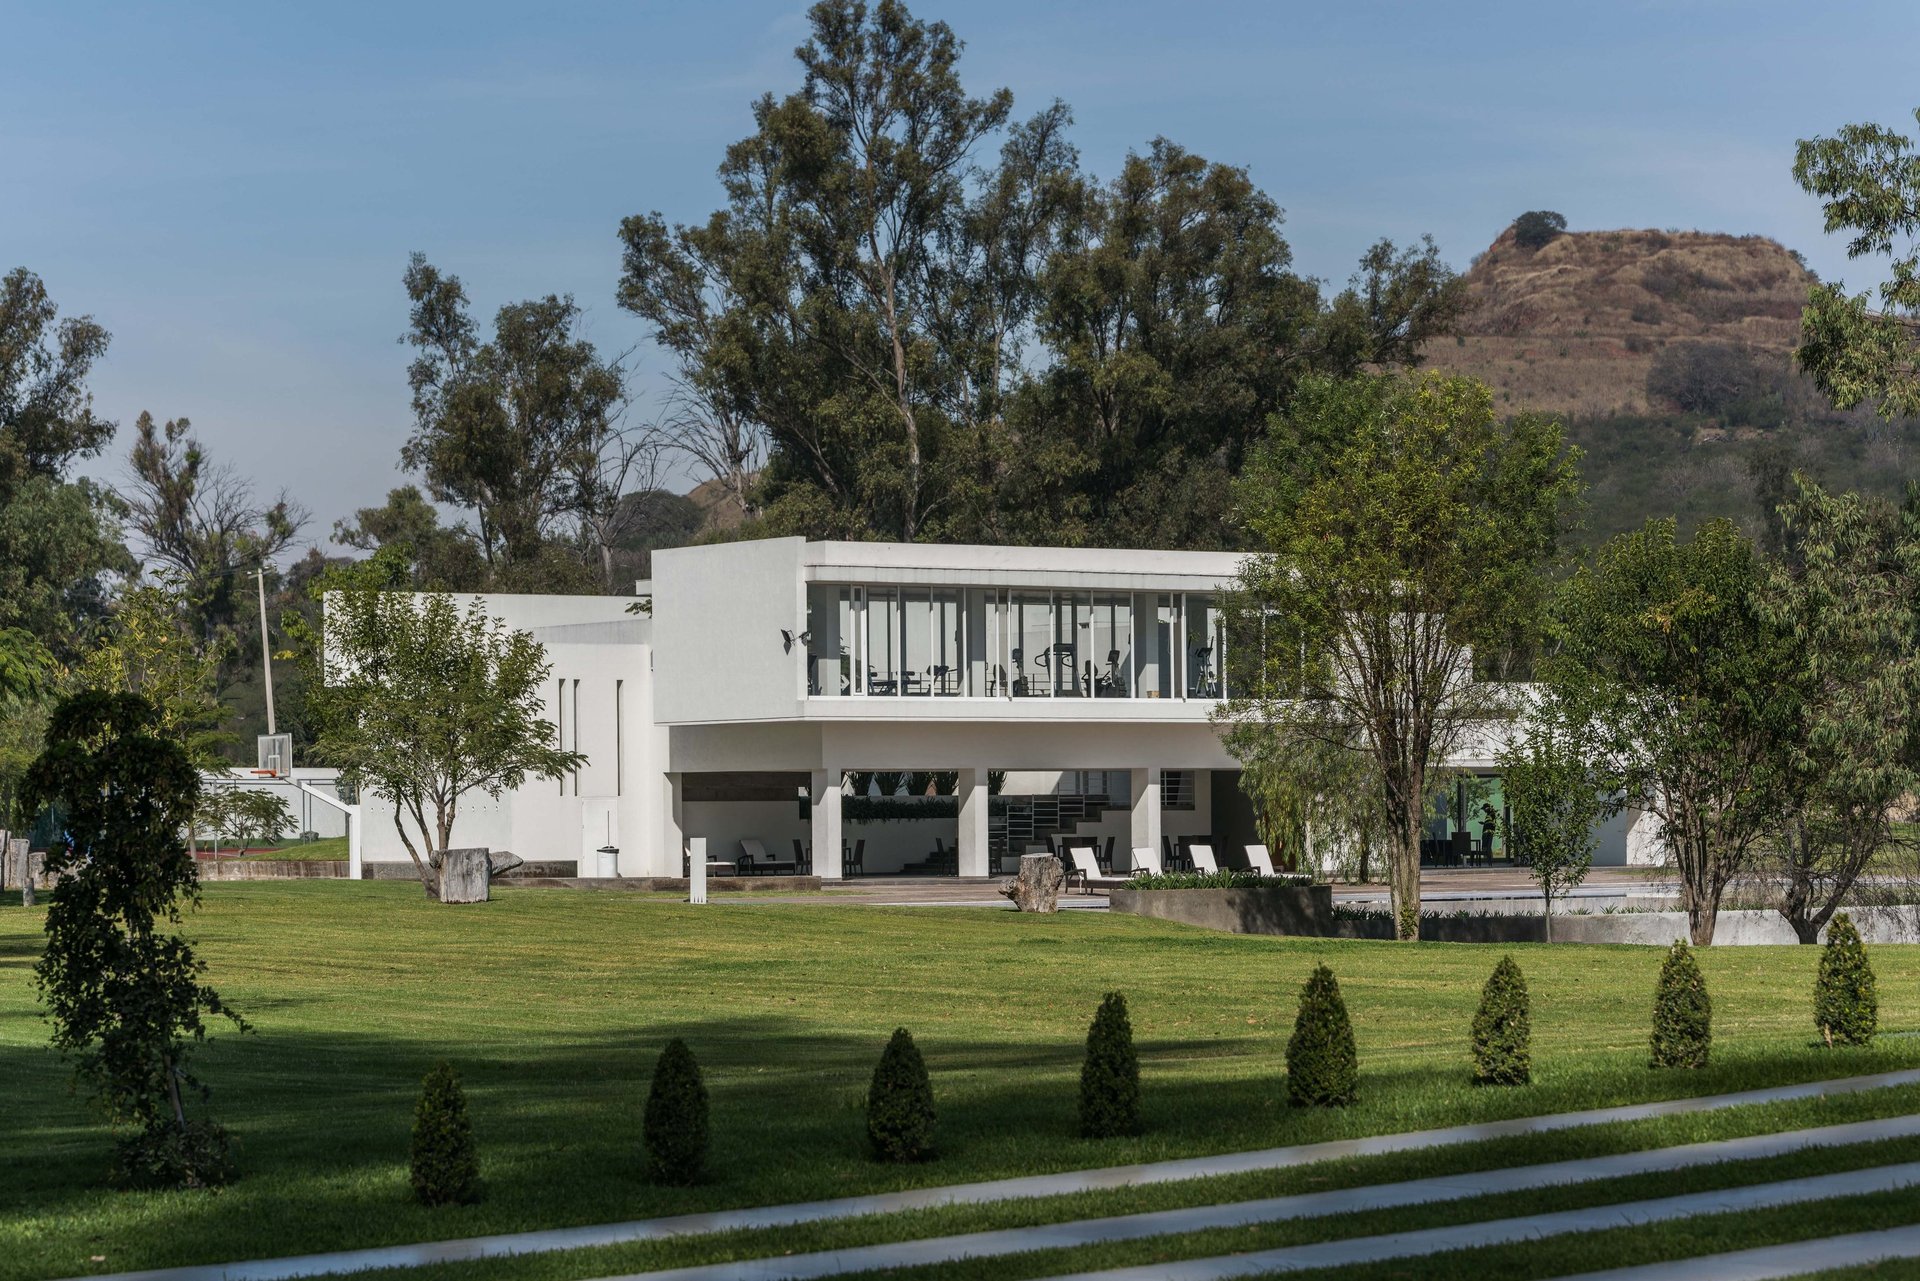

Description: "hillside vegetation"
1430 222 1920 547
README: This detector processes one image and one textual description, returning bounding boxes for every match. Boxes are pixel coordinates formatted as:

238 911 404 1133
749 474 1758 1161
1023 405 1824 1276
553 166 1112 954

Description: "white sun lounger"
1187 843 1220 874
1245 844 1277 876
1130 845 1161 875
1066 845 1103 893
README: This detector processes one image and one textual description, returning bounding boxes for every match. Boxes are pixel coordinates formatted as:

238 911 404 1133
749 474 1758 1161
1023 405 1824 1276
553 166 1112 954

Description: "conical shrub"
1815 913 1877 1047
866 1028 936 1162
643 1038 709 1184
1650 940 1711 1069
1470 955 1531 1086
1286 964 1357 1107
410 1061 481 1205
1079 992 1142 1138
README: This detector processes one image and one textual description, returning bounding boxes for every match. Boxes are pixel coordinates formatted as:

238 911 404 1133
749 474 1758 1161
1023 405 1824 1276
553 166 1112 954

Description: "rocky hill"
1429 225 1815 417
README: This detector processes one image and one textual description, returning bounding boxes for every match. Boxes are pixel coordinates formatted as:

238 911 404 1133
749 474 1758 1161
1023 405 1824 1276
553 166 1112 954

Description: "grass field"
4 881 1920 1280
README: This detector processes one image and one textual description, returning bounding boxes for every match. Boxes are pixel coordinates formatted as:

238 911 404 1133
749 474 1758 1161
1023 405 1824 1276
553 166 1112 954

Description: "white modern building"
350 537 1646 879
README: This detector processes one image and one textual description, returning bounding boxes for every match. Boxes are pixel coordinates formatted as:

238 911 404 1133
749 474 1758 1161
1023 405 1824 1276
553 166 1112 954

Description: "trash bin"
596 845 619 878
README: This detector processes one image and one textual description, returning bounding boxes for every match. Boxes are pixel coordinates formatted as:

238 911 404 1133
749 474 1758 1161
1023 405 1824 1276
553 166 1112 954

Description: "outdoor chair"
739 838 792 875
1188 843 1220 874
1129 845 1161 875
1099 835 1115 873
792 838 812 875
844 838 865 877
1066 846 1103 893
1245 844 1277 877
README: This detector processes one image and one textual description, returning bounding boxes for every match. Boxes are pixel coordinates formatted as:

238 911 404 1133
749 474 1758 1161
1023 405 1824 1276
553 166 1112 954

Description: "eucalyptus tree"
1792 108 1920 416
1222 373 1580 939
1755 479 1920 942
1542 519 1797 945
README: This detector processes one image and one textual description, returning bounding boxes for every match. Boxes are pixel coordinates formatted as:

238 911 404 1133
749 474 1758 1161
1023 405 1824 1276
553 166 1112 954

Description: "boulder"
1001 853 1064 913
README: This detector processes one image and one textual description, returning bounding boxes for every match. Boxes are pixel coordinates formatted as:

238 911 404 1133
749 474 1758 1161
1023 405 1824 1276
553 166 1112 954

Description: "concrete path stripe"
60 1070 1920 1281
1047 1161 1920 1280
582 1114 1920 1281
1556 1222 1920 1280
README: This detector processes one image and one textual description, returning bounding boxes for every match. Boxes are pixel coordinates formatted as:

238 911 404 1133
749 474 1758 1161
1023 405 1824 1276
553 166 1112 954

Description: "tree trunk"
1391 800 1422 940
1001 853 1064 913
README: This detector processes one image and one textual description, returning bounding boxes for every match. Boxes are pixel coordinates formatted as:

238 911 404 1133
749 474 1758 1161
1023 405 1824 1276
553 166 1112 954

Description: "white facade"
348 537 1637 878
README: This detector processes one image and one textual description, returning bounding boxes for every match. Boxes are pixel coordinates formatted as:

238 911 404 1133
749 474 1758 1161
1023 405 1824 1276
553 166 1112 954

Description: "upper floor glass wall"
805 583 1227 702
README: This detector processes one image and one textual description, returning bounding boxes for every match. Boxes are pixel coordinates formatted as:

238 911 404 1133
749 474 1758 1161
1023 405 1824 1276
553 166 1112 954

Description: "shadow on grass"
4 1011 1918 1281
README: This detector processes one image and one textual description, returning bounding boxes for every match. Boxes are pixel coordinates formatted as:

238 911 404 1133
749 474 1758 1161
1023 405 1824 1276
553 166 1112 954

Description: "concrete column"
811 768 844 879
1130 766 1162 872
663 772 685 877
956 767 990 878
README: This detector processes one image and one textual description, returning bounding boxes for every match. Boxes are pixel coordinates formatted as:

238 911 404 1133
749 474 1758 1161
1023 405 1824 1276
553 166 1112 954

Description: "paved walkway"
576 1116 1920 1281
63 1070 1920 1281
1048 1162 1920 1280
1559 1223 1920 1279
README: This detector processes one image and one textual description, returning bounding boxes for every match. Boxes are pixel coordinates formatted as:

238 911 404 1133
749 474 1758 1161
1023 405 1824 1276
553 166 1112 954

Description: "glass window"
930 590 963 696
1055 592 1088 697
1141 595 1180 699
805 585 855 696
1089 593 1131 698
967 588 997 696
1186 594 1224 699
866 587 900 695
1011 592 1053 697
901 590 933 695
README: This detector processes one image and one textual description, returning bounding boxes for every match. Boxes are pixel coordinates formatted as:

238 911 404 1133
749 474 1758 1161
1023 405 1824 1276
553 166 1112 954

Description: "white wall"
653 538 808 724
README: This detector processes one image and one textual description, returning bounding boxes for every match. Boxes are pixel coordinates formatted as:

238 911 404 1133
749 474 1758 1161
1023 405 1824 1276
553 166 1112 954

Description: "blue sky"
5 0 1917 550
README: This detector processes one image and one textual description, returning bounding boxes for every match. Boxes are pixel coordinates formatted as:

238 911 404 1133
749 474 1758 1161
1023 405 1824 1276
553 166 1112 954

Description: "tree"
77 574 234 767
1544 519 1795 945
332 485 489 592
400 255 627 583
1497 699 1603 939
1650 940 1711 1069
643 1038 710 1184
1078 991 1142 1138
866 1027 936 1161
1814 914 1877 1047
299 587 583 896
1753 480 1920 943
29 691 245 1187
1470 956 1531 1086
121 412 307 640
0 267 128 659
1791 110 1920 417
1223 721 1390 882
1286 964 1357 1106
410 1062 481 1205
1511 211 1568 250
1222 373 1581 938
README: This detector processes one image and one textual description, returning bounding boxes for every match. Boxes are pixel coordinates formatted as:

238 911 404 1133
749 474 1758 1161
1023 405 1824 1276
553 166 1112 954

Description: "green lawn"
4 882 1920 1281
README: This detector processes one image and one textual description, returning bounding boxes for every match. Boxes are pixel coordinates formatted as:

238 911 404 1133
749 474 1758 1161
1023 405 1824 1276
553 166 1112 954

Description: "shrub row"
403 918 1880 1201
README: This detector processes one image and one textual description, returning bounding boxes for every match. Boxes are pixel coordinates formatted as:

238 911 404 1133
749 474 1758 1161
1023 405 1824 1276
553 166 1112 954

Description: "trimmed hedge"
1286 964 1357 1106
1471 955 1531 1086
866 1028 936 1162
410 1062 481 1205
1079 992 1143 1138
1815 913 1877 1047
643 1038 709 1184
1650 940 1711 1069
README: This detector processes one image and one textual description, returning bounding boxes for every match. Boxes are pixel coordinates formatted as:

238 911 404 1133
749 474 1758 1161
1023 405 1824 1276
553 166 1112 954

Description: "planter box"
198 859 349 881
1109 884 1334 936
1332 905 1920 946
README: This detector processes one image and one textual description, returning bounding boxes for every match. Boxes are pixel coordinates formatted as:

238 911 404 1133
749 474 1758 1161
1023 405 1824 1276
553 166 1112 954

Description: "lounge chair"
1065 845 1102 893
1245 844 1277 877
1130 845 1161 875
1188 843 1220 874
739 838 796 876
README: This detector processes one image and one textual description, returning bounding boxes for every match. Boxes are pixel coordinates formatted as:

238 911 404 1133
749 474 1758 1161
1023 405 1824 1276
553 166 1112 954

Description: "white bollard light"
689 836 708 905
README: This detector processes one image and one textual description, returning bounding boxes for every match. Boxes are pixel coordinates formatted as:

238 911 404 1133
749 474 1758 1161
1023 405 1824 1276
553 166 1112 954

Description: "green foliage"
1512 211 1568 250
1650 941 1712 1069
29 691 244 1188
1127 869 1309 889
616 2 1467 550
643 1039 710 1185
1222 372 1581 936
1496 702 1602 936
1814 914 1878 1046
75 574 234 768
1544 518 1795 945
297 587 584 892
199 789 293 845
410 1061 481 1206
1470 956 1532 1086
1792 109 1920 417
1646 342 1798 428
1286 964 1358 1106
866 1028 936 1162
332 485 489 592
1077 992 1142 1138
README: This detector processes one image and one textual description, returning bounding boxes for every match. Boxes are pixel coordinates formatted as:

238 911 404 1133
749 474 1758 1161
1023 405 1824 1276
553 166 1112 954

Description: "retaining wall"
1108 884 1334 936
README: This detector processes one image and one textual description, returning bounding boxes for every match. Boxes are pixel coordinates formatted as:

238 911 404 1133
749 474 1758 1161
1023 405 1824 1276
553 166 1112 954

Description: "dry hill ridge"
1428 224 1815 418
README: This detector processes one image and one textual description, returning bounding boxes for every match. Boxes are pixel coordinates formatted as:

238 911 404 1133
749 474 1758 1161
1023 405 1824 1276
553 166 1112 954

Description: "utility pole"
256 564 277 736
